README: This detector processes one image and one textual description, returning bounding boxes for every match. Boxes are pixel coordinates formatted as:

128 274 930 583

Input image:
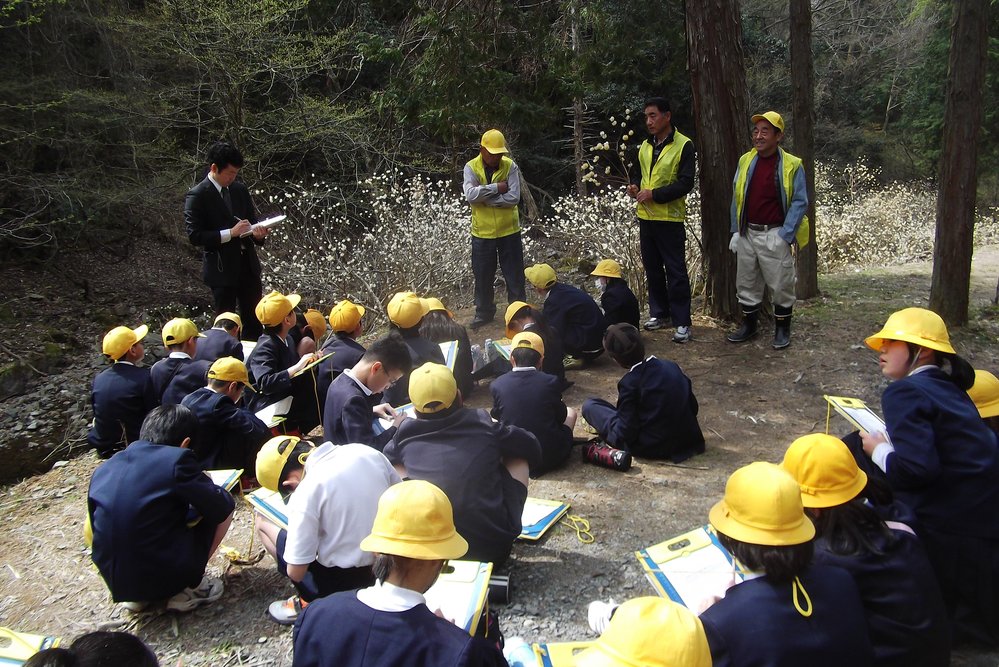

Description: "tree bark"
928 0 988 325
686 0 749 319
790 0 819 299
570 1 585 196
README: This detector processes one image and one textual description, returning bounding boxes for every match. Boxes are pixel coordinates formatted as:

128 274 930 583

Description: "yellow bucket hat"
576 597 712 667
360 480 469 560
709 462 815 546
102 324 148 361
525 263 557 290
591 259 623 279
968 369 999 418
864 307 954 354
781 434 868 508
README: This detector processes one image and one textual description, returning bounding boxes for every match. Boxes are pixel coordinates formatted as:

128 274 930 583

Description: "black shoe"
469 316 494 330
727 307 759 344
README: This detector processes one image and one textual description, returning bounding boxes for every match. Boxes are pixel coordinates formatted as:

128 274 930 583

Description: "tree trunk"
686 0 749 319
790 0 819 299
928 0 988 325
570 1 585 196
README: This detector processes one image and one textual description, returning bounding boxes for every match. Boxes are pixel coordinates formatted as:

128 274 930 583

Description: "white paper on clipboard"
824 395 886 434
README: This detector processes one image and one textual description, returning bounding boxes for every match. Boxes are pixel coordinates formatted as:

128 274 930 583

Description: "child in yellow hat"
590 258 640 330
968 369 999 436
383 292 446 407
420 296 476 399
150 318 211 406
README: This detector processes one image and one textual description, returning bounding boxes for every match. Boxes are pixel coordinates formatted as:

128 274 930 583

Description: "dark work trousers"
211 256 264 340
471 232 527 320
638 219 692 327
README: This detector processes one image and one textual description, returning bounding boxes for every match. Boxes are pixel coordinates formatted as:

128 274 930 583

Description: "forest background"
1 0 997 315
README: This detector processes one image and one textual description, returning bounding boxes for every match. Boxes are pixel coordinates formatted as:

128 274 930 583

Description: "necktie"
221 186 232 213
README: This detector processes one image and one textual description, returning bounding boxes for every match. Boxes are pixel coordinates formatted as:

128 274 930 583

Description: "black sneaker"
469 316 494 331
582 440 632 471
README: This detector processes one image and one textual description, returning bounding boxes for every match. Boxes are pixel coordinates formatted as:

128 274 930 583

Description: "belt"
747 223 781 232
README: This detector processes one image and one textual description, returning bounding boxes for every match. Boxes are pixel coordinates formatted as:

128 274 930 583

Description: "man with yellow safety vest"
728 111 809 350
628 97 696 344
463 129 527 330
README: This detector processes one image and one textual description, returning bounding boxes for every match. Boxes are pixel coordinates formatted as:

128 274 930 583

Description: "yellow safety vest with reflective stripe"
637 130 691 222
468 155 520 239
733 147 810 247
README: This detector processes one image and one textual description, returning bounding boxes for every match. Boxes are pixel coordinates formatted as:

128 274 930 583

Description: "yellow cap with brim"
409 362 458 414
255 436 306 492
387 291 430 329
969 370 999 418
424 297 453 318
864 307 955 354
591 259 622 279
102 324 148 361
709 462 815 546
504 301 533 339
256 291 302 327
511 331 545 358
782 433 868 508
214 312 242 329
525 263 557 290
329 299 366 333
162 318 206 346
208 356 255 391
304 309 327 339
480 129 509 155
576 597 712 667
360 480 469 560
751 111 785 133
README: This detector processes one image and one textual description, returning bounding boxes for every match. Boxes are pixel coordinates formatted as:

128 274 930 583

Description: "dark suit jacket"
490 369 571 477
194 328 244 364
316 334 366 405
150 356 212 406
543 282 605 356
383 335 445 407
246 333 321 433
87 363 159 457
184 177 261 287
181 387 271 470
322 372 395 450
601 279 640 328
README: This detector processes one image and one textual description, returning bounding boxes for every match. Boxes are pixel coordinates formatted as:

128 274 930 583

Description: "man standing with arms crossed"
629 97 696 343
463 129 527 330
185 142 269 340
727 111 809 350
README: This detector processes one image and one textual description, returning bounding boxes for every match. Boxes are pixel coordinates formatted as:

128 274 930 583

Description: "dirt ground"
1 237 998 665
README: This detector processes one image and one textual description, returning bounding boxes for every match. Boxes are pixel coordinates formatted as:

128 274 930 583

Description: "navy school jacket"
490 368 571 476
193 328 243 364
87 362 159 457
542 282 605 355
150 356 211 406
181 386 271 469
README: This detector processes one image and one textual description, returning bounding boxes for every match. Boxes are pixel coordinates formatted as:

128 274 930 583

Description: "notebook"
439 340 459 371
519 498 570 541
255 396 293 428
246 488 289 530
424 560 493 635
635 525 743 609
533 642 594 667
206 469 243 492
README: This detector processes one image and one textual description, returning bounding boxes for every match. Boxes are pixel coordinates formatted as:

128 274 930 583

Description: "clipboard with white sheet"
534 642 594 667
423 560 493 635
438 340 459 371
823 395 886 434
373 402 417 435
240 340 257 358
519 497 570 541
207 469 243 493
255 396 293 428
635 525 742 609
239 213 287 237
246 488 289 530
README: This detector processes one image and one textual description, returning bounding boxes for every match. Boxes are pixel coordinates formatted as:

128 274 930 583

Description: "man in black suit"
185 142 268 339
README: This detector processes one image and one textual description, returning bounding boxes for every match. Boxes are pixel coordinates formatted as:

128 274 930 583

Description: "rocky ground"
1 237 998 665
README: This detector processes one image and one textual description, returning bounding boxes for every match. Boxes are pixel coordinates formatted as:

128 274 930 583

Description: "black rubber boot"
727 305 760 343
773 305 792 350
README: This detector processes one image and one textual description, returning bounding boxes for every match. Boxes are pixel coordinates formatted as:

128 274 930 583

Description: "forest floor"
1 235 998 666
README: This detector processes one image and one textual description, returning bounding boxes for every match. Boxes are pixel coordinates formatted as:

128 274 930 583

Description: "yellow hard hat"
328 299 366 333
102 324 148 361
255 436 308 492
576 597 712 667
504 301 533 339
480 129 509 155
256 291 302 327
782 434 868 508
709 462 815 546
525 263 557 290
864 307 954 354
591 259 622 279
968 370 999 418
360 480 469 560
387 291 430 329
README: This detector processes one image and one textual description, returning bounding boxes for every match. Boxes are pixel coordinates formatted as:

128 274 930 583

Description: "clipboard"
519 498 570 541
635 525 742 609
492 338 512 361
373 403 417 435
438 340 459 371
823 395 886 434
292 352 333 378
255 396 293 428
423 560 492 635
246 488 289 530
239 214 287 237
534 642 594 667
240 340 257 358
207 469 243 492
0 627 60 665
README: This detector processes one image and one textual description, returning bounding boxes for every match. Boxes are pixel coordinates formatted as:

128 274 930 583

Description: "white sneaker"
587 598 619 634
268 595 306 625
166 576 224 612
643 317 667 331
672 325 691 343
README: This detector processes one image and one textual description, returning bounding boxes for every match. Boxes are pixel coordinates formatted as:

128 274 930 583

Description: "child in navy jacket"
490 331 576 477
591 258 640 329
150 318 212 406
525 263 605 368
582 324 703 462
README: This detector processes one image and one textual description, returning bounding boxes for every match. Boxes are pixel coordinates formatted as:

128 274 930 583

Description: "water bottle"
484 338 495 363
503 637 536 667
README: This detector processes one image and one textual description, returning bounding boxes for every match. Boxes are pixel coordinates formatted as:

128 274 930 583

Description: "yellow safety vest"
733 147 810 248
637 130 692 222
467 155 520 239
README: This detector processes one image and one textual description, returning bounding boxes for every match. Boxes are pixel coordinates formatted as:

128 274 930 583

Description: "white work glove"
729 233 740 254
587 598 619 634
